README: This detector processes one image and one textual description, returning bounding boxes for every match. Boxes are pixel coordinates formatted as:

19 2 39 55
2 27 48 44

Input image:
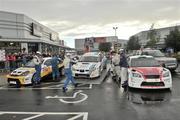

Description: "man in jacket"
62 53 77 92
119 50 128 89
33 51 42 85
112 51 121 84
51 54 60 81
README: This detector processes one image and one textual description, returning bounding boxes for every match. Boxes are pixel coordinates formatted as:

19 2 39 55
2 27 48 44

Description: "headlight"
132 72 142 78
163 72 170 77
21 71 30 76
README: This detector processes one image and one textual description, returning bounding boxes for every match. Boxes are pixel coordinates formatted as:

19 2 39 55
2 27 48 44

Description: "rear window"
130 58 160 67
142 50 165 57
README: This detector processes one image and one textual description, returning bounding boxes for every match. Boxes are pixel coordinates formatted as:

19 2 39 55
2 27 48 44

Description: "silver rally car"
72 52 105 78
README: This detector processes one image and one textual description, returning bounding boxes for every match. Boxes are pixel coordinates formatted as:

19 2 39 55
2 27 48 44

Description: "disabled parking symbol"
46 90 88 104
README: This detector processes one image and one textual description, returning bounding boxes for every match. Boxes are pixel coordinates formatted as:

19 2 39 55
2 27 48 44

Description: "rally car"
72 52 106 78
128 55 172 89
7 57 64 86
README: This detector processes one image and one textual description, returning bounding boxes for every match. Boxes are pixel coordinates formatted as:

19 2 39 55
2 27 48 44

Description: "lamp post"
113 27 118 36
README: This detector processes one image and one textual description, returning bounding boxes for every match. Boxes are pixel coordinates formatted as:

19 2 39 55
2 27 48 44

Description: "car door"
42 59 52 77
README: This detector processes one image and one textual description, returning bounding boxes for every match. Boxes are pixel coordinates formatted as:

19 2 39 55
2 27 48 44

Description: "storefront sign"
32 23 43 37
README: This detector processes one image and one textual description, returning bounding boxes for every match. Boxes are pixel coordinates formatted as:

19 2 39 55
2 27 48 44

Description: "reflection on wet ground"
127 88 172 104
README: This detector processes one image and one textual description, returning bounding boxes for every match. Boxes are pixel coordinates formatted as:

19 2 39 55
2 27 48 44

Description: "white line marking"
0 111 87 115
42 84 63 88
0 84 93 90
0 111 88 120
83 113 88 120
68 113 84 120
89 84 92 89
22 114 44 120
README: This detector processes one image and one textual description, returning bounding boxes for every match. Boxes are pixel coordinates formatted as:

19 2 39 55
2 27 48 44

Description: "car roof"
130 55 154 59
43 57 52 60
83 52 99 57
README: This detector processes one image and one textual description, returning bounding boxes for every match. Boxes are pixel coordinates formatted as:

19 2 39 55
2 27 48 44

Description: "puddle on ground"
127 89 172 104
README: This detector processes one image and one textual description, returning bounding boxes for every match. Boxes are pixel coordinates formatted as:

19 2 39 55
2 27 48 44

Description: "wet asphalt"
0 69 180 120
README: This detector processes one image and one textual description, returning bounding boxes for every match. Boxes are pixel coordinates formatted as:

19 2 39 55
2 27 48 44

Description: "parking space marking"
23 114 44 120
0 83 93 90
0 111 88 120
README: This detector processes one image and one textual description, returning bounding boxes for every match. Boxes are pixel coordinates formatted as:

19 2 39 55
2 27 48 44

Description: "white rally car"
72 52 105 78
128 55 172 89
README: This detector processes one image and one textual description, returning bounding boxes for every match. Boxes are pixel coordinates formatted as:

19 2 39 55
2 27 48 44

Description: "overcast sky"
1 0 180 47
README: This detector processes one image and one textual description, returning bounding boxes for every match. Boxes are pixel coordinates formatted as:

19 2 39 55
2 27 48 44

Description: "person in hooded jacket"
51 54 60 81
119 50 128 88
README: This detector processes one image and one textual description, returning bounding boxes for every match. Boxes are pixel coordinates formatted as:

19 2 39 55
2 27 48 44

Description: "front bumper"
7 75 32 85
72 69 100 78
128 78 172 89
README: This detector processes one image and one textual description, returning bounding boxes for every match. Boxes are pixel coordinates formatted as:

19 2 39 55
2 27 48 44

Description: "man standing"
112 51 121 84
119 50 128 89
63 53 77 92
33 51 42 85
51 54 60 81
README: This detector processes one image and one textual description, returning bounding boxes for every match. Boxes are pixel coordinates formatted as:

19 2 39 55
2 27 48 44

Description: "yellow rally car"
7 57 64 86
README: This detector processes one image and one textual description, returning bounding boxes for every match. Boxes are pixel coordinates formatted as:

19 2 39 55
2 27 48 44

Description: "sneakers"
62 87 67 92
74 83 78 87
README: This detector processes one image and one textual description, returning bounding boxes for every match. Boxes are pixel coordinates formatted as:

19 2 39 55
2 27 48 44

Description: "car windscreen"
142 50 165 57
130 58 160 67
79 56 99 62
24 60 35 67
24 59 44 67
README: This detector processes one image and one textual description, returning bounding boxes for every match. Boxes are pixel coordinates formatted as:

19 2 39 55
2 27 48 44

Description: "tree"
146 29 160 48
165 27 180 52
127 36 141 50
98 42 112 52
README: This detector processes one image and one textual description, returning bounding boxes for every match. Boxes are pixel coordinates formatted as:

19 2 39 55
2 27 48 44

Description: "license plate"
10 81 16 84
147 79 160 82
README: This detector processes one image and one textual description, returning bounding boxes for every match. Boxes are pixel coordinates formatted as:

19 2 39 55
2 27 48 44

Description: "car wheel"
31 74 35 85
16 81 21 88
98 67 102 77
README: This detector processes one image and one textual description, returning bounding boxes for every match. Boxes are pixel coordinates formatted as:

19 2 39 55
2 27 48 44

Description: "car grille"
141 82 164 87
144 75 160 79
75 74 90 78
7 78 20 83
80 70 84 72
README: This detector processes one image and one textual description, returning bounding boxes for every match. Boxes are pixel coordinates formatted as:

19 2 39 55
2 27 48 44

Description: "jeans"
34 65 41 83
52 66 60 80
64 68 76 88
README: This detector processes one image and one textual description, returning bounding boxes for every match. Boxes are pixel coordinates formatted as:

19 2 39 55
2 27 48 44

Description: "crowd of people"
2 48 128 92
2 49 65 72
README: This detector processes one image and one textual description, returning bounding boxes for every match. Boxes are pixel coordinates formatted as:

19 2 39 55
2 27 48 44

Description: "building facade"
75 36 118 50
133 25 180 49
0 11 65 54
75 36 127 53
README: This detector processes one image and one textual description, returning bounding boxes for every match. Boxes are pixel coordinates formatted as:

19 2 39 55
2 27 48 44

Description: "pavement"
0 72 8 86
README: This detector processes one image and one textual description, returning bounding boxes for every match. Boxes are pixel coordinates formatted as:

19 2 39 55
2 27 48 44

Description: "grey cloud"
1 0 180 24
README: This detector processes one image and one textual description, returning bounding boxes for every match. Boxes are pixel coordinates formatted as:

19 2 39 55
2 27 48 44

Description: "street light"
113 27 118 36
